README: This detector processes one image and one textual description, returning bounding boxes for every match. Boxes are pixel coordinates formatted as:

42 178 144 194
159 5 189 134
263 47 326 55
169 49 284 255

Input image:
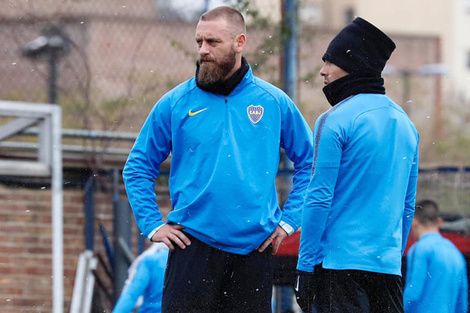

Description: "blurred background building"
0 1 469 312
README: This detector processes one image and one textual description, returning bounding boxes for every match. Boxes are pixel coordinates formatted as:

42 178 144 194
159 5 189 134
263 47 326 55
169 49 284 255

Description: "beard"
197 49 237 88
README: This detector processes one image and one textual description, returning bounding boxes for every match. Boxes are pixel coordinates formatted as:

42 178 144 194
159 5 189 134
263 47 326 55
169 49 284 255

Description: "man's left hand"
257 225 288 254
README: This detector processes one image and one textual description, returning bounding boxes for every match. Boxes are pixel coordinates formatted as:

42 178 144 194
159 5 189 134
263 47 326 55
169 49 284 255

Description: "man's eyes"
195 39 220 46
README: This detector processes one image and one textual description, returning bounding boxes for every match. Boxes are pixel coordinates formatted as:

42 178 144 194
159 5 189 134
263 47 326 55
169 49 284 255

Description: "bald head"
200 6 246 38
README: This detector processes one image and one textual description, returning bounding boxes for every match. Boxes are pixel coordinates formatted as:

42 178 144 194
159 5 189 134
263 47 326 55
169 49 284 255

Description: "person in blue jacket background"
123 6 313 312
295 17 419 313
113 243 169 313
404 199 468 313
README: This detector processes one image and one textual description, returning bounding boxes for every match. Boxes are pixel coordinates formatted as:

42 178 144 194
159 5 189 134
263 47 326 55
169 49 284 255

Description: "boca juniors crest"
247 105 264 124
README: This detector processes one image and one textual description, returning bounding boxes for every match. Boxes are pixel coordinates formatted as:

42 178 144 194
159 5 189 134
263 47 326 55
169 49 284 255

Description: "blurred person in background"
123 5 313 312
404 199 468 313
295 17 419 313
113 243 169 313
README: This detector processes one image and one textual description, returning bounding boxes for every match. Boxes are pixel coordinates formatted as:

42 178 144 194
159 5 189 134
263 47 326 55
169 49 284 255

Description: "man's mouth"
200 59 214 64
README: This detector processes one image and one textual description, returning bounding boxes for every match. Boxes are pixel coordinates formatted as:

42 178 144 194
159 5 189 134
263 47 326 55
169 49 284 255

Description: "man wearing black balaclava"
295 17 420 313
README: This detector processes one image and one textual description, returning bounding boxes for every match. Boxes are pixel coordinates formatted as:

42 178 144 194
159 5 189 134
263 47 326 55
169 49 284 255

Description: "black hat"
322 17 396 76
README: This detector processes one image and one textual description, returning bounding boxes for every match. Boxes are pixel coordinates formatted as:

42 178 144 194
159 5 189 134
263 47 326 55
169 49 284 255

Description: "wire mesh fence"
417 167 470 215
1 1 467 209
0 2 469 313
0 0 466 200
0 0 439 130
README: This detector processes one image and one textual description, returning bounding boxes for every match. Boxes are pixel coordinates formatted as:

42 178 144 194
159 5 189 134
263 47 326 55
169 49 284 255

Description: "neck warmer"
195 57 249 96
322 74 386 106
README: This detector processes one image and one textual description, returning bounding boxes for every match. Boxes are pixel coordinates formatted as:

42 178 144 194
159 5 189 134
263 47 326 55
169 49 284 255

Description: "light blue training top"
404 232 468 313
113 248 169 313
123 66 313 255
297 93 419 275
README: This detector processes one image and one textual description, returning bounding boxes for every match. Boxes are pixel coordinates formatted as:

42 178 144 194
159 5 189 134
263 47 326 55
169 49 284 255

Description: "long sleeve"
279 98 314 232
402 144 419 255
297 94 419 276
457 257 469 313
123 97 172 239
297 116 342 272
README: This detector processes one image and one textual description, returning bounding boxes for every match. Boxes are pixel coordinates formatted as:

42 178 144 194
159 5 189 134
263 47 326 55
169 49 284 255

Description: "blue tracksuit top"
123 66 313 255
404 233 468 313
112 248 168 313
297 93 419 275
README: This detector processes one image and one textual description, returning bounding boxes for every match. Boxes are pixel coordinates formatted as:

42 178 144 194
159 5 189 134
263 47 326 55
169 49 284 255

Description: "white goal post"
0 100 63 313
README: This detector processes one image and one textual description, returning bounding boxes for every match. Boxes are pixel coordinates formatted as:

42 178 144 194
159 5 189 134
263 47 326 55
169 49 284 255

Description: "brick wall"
0 184 82 312
0 173 172 313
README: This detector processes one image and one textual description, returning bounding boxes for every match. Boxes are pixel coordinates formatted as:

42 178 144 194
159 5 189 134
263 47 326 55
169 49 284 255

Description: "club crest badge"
247 105 264 124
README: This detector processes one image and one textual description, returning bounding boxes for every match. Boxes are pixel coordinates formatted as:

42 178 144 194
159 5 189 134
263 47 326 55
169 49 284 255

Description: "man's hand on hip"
151 224 191 251
257 225 288 254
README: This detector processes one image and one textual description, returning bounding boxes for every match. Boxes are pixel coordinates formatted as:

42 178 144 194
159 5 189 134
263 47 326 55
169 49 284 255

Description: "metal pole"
278 1 298 312
51 105 63 313
283 0 298 104
113 169 133 303
84 175 95 250
281 0 298 197
48 51 58 104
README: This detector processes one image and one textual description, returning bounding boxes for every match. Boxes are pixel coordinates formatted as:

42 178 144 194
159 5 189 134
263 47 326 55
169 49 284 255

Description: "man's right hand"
151 224 191 251
295 270 315 313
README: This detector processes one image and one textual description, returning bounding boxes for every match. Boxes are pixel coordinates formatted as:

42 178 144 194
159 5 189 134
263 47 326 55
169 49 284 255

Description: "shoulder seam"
169 79 198 109
250 77 284 107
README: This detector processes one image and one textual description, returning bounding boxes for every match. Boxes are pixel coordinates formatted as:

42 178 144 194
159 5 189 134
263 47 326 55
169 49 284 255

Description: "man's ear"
235 34 246 53
437 217 444 228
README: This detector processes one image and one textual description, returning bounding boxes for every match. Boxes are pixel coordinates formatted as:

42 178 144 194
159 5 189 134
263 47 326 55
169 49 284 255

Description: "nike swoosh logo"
188 108 208 116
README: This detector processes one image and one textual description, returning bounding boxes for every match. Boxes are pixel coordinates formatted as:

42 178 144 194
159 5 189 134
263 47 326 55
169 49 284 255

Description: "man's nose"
199 41 210 55
319 64 327 76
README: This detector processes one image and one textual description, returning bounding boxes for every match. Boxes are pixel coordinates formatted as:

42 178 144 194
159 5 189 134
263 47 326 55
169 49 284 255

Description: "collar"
322 74 386 106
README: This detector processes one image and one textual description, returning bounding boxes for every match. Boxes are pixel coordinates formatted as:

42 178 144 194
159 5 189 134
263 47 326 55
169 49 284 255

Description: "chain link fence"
1 0 467 215
418 167 470 215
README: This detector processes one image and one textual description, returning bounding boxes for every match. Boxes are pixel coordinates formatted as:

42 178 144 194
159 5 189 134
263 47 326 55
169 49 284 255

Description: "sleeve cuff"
147 224 165 241
280 221 295 236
